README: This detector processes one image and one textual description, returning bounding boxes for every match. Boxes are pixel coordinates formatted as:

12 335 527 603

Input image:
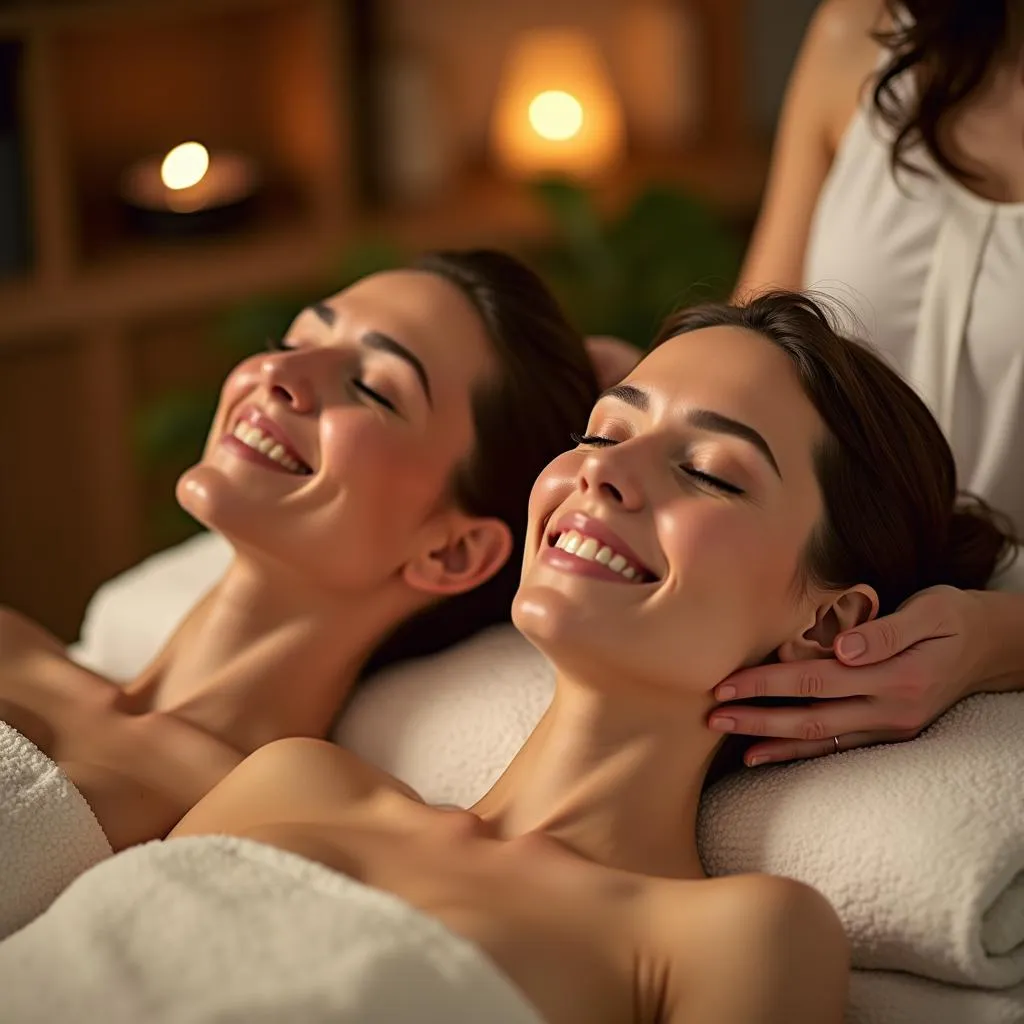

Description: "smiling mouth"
547 529 657 583
228 421 313 475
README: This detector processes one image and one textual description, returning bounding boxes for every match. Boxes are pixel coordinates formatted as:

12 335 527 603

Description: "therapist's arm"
734 0 883 298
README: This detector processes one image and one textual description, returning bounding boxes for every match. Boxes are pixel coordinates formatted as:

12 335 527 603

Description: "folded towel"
0 835 542 1024
848 971 1024 1024
0 722 112 940
698 692 1024 989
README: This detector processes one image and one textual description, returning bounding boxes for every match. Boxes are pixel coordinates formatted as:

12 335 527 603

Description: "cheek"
663 507 804 616
319 414 456 532
528 452 578 518
205 358 263 452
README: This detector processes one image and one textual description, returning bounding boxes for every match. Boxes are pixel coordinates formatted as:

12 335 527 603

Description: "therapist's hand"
585 336 643 389
707 585 990 766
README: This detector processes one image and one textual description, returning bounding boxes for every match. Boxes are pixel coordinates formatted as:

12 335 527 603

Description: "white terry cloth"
698 692 1024 990
0 722 112 940
0 835 543 1024
848 971 1024 1024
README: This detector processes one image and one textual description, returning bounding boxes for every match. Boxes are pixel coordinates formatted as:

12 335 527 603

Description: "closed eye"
353 378 398 413
572 434 743 495
571 432 617 447
682 467 745 496
265 336 294 352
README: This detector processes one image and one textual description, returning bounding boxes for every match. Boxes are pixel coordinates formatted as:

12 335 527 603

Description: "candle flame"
161 142 210 191
528 90 584 142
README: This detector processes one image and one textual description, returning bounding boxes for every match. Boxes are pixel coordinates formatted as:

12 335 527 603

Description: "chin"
512 584 612 667
174 463 271 546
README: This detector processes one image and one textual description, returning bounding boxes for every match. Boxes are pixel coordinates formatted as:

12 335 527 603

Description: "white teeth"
231 422 306 474
551 529 649 582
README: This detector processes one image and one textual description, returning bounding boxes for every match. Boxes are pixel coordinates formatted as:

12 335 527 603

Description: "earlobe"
777 584 879 662
402 517 514 598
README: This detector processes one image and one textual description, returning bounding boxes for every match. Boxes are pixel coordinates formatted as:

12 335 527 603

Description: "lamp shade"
490 29 625 179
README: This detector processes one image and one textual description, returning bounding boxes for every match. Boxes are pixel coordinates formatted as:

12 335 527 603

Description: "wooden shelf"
0 142 768 346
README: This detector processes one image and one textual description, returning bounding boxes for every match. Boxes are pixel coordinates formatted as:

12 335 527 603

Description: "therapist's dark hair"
872 0 1021 182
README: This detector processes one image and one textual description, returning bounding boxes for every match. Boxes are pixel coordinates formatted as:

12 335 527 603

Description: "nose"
260 352 318 414
576 444 645 511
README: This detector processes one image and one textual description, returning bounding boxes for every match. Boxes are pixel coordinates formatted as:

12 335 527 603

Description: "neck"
474 669 724 880
122 551 405 752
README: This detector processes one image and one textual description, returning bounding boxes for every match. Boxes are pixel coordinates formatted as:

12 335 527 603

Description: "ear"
777 584 880 662
401 515 514 598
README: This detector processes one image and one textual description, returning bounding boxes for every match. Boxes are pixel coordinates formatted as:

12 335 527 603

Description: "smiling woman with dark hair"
0 249 598 854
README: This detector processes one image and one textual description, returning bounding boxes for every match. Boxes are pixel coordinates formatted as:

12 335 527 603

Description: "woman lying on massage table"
0 250 598 851
168 291 1017 1024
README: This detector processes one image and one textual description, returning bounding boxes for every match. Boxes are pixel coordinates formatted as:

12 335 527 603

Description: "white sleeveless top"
804 89 1024 533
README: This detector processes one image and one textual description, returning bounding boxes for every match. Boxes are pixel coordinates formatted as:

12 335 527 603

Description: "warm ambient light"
160 142 210 191
491 29 625 179
528 90 584 142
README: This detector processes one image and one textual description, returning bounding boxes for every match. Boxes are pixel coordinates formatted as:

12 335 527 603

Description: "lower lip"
539 545 641 584
220 434 298 475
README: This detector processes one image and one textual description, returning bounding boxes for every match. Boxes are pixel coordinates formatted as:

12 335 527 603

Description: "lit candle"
120 142 260 233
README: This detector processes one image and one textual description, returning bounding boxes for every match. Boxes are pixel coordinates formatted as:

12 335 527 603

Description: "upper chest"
0 609 243 846
239 809 695 1024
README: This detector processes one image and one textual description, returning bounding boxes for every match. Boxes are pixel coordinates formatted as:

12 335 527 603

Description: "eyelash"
570 432 745 496
264 337 398 413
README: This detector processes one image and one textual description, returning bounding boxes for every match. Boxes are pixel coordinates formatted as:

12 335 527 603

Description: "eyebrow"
601 383 782 479
308 304 433 408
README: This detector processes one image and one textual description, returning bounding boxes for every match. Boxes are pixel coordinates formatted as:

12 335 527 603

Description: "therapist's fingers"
740 728 921 767
708 696 877 742
714 659 876 703
585 336 643 389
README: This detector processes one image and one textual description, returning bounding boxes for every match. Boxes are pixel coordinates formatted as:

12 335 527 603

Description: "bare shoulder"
804 0 889 118
653 874 850 1024
170 737 420 838
813 0 888 48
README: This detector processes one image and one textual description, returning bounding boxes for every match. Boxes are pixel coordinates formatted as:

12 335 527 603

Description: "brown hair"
653 291 1018 790
653 291 1018 614
361 249 599 677
871 1 1021 181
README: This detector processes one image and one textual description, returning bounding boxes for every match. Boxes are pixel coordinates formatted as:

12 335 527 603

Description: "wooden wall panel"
0 335 97 639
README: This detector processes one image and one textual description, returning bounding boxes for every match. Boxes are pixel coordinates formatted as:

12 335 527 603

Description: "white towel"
0 721 112 940
848 971 1024 1024
0 836 543 1024
698 692 1024 989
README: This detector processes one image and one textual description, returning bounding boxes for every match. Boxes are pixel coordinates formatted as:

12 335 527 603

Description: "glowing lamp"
491 30 625 179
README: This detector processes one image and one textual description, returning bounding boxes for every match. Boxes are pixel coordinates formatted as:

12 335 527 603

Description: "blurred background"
0 0 817 641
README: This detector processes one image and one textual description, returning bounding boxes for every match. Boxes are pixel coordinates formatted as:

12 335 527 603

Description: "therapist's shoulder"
800 0 891 148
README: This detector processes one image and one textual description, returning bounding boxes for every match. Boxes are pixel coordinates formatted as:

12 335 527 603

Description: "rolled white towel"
0 836 543 1024
0 722 112 939
698 692 1024 989
848 971 1024 1024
